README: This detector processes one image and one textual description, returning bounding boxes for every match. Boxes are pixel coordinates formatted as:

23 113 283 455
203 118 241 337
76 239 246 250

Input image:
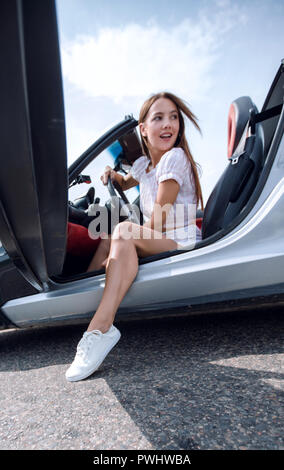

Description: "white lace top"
130 147 201 247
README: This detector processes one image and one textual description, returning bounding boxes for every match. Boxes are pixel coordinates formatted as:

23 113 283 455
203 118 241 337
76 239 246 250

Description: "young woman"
66 92 203 382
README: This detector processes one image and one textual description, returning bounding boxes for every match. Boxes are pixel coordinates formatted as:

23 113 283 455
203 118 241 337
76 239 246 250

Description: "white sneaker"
65 325 121 382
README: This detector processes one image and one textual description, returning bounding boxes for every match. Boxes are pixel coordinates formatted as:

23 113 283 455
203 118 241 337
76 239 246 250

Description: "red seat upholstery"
227 96 254 158
66 222 101 257
196 218 202 230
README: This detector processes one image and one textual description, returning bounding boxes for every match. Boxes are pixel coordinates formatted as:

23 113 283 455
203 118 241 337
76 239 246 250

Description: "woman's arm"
101 166 138 191
143 179 180 232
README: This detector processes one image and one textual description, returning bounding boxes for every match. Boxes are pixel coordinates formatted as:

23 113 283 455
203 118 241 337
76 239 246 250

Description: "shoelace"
76 330 102 359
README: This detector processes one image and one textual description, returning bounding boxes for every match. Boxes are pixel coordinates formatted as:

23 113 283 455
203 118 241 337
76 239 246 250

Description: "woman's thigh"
112 222 177 258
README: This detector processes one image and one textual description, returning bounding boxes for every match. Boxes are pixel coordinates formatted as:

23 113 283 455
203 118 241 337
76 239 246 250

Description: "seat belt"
250 103 283 133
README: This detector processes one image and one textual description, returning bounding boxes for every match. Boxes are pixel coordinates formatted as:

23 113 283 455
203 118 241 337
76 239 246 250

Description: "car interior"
60 66 284 281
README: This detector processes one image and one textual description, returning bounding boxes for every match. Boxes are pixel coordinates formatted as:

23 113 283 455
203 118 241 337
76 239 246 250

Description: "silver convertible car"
0 0 284 330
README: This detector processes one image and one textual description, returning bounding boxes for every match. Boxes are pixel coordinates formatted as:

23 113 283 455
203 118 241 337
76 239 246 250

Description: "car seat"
201 97 265 239
227 96 256 158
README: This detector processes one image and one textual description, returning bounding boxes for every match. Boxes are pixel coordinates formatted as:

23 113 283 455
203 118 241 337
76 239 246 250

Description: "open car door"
0 0 68 290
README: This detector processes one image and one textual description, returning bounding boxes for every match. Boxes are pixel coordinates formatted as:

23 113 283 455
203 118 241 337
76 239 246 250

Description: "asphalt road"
0 308 283 451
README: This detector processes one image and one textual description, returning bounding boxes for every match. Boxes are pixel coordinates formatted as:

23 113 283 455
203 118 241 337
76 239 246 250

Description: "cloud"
60 1 249 201
61 4 246 104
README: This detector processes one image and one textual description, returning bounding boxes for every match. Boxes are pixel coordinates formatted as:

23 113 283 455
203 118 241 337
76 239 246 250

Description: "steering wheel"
107 177 140 225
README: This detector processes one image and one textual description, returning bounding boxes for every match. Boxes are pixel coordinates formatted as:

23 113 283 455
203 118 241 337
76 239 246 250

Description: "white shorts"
163 225 201 248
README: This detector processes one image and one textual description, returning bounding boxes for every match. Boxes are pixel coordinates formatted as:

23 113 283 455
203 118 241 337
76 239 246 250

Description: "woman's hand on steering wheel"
102 167 141 225
101 166 118 186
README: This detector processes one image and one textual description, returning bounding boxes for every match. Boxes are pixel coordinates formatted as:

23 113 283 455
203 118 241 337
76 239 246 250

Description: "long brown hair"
138 91 203 210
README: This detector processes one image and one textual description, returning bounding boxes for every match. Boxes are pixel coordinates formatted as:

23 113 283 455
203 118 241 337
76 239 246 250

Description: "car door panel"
0 0 68 289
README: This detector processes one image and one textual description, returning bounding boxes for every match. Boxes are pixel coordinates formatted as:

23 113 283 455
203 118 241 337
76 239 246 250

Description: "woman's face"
140 97 180 157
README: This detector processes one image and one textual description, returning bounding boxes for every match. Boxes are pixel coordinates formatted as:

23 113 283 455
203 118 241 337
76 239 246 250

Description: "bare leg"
65 222 177 381
87 222 177 332
87 236 111 272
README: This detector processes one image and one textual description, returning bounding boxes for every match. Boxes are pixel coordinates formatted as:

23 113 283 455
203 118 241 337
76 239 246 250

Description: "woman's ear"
139 122 147 138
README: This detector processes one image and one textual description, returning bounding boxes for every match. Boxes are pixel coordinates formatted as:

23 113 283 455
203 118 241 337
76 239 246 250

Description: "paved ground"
0 308 283 450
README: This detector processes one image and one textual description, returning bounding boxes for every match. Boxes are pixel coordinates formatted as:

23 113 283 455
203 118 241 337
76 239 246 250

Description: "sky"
55 0 284 203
